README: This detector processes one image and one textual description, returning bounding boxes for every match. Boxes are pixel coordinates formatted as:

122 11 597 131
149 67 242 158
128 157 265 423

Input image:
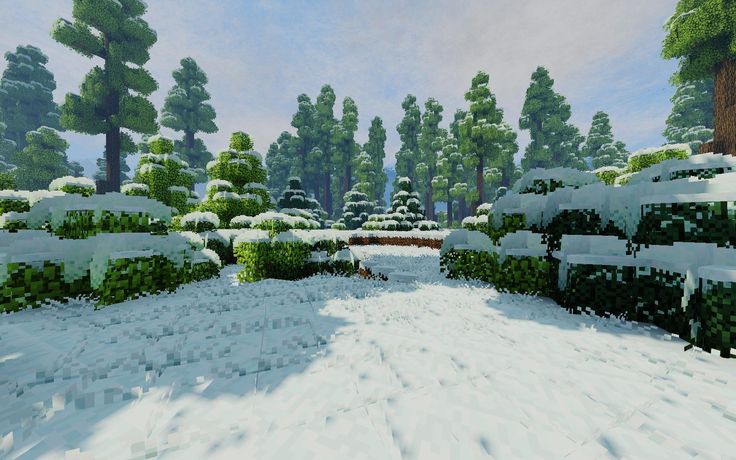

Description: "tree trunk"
343 164 351 197
103 35 121 193
425 179 434 221
459 196 467 222
185 130 195 151
713 59 736 156
323 172 332 216
474 156 484 214
446 186 453 228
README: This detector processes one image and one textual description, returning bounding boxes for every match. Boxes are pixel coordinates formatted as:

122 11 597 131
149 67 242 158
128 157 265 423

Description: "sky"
0 0 679 178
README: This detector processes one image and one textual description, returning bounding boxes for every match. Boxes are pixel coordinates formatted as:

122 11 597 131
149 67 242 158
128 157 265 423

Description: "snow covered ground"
1 245 735 460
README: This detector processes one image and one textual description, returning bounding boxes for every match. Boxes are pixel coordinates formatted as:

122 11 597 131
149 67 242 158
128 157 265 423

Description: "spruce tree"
363 116 387 206
332 96 359 211
662 1 736 155
581 111 628 168
93 134 136 183
395 94 421 188
52 0 159 192
289 93 316 186
334 189 374 230
160 57 218 179
352 150 375 199
12 127 75 190
314 85 337 214
663 78 714 152
458 71 518 209
432 134 465 227
519 66 585 170
415 98 444 221
0 45 62 150
277 176 326 227
265 131 294 196
387 177 426 230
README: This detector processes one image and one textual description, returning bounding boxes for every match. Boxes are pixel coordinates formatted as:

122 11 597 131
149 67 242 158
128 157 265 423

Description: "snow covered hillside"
1 246 734 459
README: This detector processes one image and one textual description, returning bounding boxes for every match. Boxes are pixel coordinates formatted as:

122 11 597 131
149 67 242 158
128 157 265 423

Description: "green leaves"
662 0 736 81
12 127 76 190
51 19 106 59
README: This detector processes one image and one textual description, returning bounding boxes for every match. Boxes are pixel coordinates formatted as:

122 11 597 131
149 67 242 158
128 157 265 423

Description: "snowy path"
1 246 735 460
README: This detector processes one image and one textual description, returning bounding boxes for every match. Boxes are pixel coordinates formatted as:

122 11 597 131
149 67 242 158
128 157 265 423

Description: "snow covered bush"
592 166 625 185
0 190 31 214
177 211 220 233
626 144 690 174
229 215 253 229
0 211 28 230
276 177 327 227
362 177 431 231
512 168 600 195
130 135 199 214
333 189 374 230
251 211 319 237
49 176 96 196
121 183 150 197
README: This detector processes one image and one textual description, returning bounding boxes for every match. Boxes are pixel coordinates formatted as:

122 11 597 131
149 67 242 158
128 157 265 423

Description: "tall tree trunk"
459 195 467 222
446 185 453 228
474 156 484 214
713 59 736 156
185 130 195 151
105 125 121 193
323 172 332 216
425 176 434 221
343 164 351 197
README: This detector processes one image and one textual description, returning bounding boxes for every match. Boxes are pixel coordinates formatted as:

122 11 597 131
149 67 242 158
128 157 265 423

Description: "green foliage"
265 132 294 196
395 94 422 188
0 45 62 150
0 261 87 313
663 78 714 151
51 210 155 239
458 71 518 205
440 249 499 283
96 255 180 306
581 111 628 168
627 145 690 173
230 131 253 151
93 132 135 183
52 0 159 191
700 279 736 357
363 117 388 206
0 197 30 214
594 167 624 185
634 200 736 248
332 97 360 211
561 263 638 318
495 256 550 295
415 98 444 218
335 189 373 230
12 127 76 190
161 57 217 172
662 1 736 82
519 66 585 171
198 197 249 228
235 241 312 282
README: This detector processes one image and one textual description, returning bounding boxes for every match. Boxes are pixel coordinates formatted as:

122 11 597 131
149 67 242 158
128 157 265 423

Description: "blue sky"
0 0 679 177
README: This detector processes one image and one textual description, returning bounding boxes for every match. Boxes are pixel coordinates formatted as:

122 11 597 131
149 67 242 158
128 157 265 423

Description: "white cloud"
0 0 680 176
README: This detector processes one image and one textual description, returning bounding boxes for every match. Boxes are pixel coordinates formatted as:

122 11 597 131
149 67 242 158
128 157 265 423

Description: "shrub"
627 144 690 174
49 176 96 196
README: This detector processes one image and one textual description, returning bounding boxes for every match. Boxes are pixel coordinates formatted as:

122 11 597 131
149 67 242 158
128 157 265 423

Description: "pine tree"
277 176 327 227
581 111 628 168
432 134 465 227
458 71 518 210
662 1 736 156
12 127 75 190
663 77 714 152
395 94 421 188
387 177 426 229
0 45 62 150
289 93 316 185
363 116 387 206
93 133 136 183
519 66 585 170
52 0 159 192
314 85 337 214
160 57 218 178
334 189 374 230
415 98 444 221
332 96 359 211
265 131 294 196
352 150 375 199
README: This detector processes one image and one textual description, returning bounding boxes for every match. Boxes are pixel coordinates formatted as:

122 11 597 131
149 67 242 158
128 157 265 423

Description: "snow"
48 176 96 191
120 183 149 194
1 245 734 459
628 143 691 159
206 180 234 192
211 191 241 201
180 211 220 229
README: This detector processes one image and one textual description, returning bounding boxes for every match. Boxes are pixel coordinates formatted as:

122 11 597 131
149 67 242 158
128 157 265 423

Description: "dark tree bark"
459 195 467 222
103 35 121 193
185 130 195 151
446 186 453 228
323 173 332 216
713 59 736 156
474 156 484 214
425 181 434 221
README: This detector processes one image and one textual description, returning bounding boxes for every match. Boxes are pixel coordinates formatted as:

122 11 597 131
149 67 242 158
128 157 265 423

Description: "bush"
627 144 690 173
179 211 220 233
49 176 96 196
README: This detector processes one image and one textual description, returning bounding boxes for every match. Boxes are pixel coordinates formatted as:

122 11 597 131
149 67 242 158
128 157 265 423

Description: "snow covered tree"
199 131 271 225
663 78 714 152
332 96 359 210
334 188 374 230
277 176 327 226
314 85 337 213
581 111 628 168
130 135 199 214
432 134 465 227
519 66 585 170
363 116 387 206
265 131 294 196
160 57 218 180
12 127 76 190
352 150 375 198
415 97 444 221
0 45 62 150
52 0 159 192
662 1 736 156
458 71 518 210
388 177 426 227
395 94 421 188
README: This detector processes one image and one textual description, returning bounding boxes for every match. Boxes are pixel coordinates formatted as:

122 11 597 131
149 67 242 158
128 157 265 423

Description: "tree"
432 134 465 227
458 71 518 210
334 188 374 230
0 120 17 189
52 0 159 192
581 111 628 168
265 131 294 196
395 94 421 188
314 85 337 214
519 66 585 170
160 57 218 178
363 116 387 206
277 177 327 227
93 134 136 183
12 127 76 190
332 96 359 211
662 1 736 155
289 93 316 187
352 150 376 199
387 177 426 229
663 77 714 152
415 98 444 221
0 45 62 150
